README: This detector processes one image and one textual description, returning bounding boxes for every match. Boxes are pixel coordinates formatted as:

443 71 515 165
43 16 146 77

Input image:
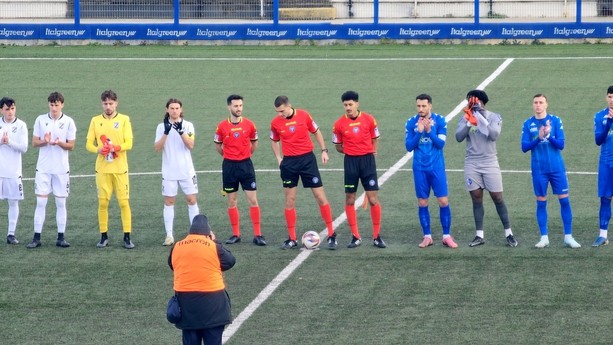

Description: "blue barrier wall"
1 22 612 40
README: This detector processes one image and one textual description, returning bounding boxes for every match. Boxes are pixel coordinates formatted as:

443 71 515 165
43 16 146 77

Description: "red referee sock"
228 207 240 237
250 206 261 237
370 203 381 238
319 203 334 237
285 208 297 241
345 205 360 239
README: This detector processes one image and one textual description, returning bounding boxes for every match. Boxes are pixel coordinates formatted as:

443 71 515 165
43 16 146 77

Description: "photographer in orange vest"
168 214 236 345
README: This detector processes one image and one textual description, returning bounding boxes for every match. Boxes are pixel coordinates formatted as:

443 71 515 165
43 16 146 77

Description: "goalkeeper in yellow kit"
86 90 134 249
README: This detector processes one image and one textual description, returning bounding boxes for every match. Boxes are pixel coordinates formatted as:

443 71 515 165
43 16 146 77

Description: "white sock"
600 229 608 238
442 234 450 239
564 234 573 241
55 197 67 233
476 230 484 238
163 204 174 237
541 235 549 242
424 234 432 239
504 228 513 237
7 199 19 236
34 196 48 233
188 204 200 224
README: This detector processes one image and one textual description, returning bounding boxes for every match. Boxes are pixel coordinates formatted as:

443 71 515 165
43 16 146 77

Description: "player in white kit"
26 92 76 248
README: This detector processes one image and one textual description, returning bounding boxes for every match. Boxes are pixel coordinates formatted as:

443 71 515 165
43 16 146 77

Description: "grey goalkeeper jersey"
455 109 502 164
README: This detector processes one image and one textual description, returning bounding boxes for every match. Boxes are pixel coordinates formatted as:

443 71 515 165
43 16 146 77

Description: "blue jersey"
521 114 566 174
594 107 613 167
405 113 447 172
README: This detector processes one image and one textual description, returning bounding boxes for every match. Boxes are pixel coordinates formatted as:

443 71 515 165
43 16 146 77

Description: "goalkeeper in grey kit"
455 90 517 247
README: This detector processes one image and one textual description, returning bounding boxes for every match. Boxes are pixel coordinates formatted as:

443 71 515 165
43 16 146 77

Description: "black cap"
466 90 489 105
189 215 211 235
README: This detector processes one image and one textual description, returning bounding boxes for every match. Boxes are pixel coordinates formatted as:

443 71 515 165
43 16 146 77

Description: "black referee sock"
57 232 64 241
33 232 41 241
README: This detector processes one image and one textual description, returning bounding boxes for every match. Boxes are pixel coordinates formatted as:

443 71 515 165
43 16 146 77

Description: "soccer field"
1 44 613 345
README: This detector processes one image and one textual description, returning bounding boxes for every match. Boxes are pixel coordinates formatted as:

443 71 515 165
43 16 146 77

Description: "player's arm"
594 113 612 146
271 139 283 165
214 142 224 156
57 139 75 151
313 129 329 164
548 118 565 151
250 139 258 154
85 118 100 154
154 124 167 152
32 134 47 148
118 118 134 151
405 118 421 152
372 137 379 157
427 117 446 149
9 123 29 153
455 117 470 142
484 112 502 141
521 121 539 153
179 131 194 150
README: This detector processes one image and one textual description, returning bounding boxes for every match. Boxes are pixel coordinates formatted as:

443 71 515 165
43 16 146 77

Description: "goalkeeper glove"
112 145 121 152
101 144 110 156
173 121 184 135
163 117 172 135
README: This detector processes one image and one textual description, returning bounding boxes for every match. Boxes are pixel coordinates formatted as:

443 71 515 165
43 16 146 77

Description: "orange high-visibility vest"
171 234 225 292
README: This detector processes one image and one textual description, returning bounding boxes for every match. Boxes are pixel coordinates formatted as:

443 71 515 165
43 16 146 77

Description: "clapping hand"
163 117 172 135
172 120 184 135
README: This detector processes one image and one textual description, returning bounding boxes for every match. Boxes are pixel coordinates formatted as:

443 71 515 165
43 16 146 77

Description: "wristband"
321 148 328 153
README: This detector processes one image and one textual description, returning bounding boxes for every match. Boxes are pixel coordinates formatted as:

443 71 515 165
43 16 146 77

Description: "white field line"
221 58 515 343
1 57 613 61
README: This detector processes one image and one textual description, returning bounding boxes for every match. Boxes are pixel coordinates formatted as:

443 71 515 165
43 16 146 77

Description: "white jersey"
155 119 196 180
33 113 77 174
0 117 28 178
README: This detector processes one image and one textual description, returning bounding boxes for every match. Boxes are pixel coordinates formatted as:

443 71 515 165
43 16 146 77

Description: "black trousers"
182 326 225 345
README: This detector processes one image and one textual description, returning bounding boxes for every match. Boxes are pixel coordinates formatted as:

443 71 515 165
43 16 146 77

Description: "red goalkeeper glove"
112 145 121 152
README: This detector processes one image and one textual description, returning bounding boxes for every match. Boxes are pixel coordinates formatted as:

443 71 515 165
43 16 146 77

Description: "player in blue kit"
521 94 580 249
405 94 457 249
592 85 613 247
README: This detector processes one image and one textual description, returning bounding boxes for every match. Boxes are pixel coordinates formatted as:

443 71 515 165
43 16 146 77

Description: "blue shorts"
598 163 613 197
344 154 379 193
412 169 448 199
531 170 569 196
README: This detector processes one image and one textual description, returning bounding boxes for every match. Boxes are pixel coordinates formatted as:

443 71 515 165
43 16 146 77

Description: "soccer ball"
301 231 321 250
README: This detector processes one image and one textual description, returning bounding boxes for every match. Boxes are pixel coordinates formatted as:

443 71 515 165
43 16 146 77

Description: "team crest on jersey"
12 127 17 133
59 123 65 129
312 177 319 184
114 122 120 128
233 132 240 138
368 179 376 186
352 127 360 134
289 126 296 133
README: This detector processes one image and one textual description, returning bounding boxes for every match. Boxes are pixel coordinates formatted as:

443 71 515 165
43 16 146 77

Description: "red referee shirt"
214 117 258 160
332 111 380 156
270 108 319 157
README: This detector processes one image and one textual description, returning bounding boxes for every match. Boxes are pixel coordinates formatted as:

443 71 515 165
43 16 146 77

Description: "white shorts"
35 172 70 197
0 177 24 200
162 176 198 197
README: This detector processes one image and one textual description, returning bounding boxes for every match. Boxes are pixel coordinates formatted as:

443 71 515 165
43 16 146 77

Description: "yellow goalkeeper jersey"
86 112 133 173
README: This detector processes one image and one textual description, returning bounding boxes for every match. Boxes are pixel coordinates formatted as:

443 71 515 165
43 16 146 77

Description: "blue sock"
600 197 611 230
536 200 548 236
419 206 431 235
440 205 451 235
559 197 572 235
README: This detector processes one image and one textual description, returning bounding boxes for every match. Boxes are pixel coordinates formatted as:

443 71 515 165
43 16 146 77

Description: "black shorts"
344 154 379 193
280 152 323 189
222 158 257 193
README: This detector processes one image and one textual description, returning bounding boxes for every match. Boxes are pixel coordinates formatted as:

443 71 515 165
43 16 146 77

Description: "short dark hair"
341 90 359 102
227 94 243 105
416 94 432 103
48 92 64 104
608 85 613 94
466 89 489 105
0 97 16 108
533 93 547 100
101 89 118 101
274 95 289 108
